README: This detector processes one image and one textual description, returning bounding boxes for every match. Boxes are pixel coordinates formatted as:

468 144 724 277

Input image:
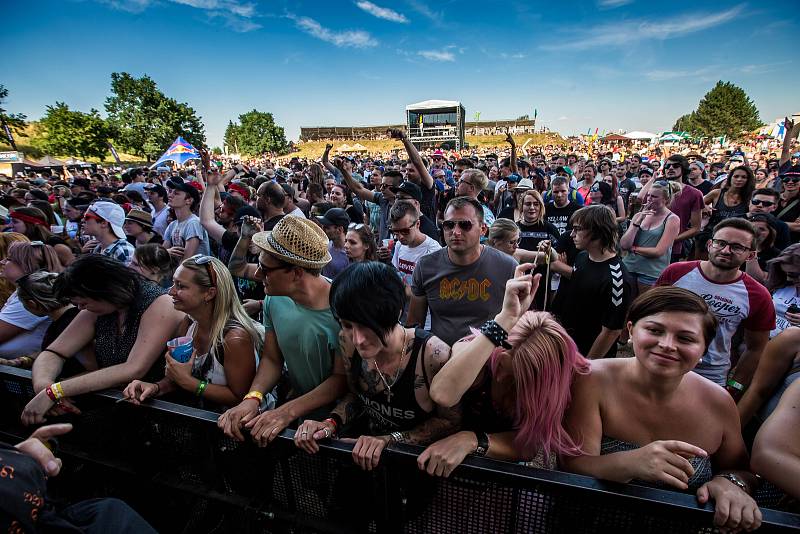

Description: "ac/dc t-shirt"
412 246 517 345
656 261 775 385
552 252 632 358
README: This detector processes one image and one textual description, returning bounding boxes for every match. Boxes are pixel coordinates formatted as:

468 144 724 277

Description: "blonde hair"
0 233 29 306
520 189 546 224
180 256 262 366
488 218 519 248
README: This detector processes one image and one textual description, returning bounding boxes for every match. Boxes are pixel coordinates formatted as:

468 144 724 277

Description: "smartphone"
788 303 800 315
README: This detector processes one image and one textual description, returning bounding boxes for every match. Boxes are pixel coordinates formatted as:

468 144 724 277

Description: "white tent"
660 133 683 142
623 131 657 140
405 99 461 110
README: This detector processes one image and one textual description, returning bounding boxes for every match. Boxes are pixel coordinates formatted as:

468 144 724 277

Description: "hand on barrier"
342 435 391 471
629 440 707 490
122 380 160 405
217 397 260 441
697 477 762 532
294 419 335 454
417 431 477 478
244 407 293 447
15 423 73 477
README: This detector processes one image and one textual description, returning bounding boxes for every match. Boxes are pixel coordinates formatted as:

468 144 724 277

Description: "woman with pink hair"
418 264 590 477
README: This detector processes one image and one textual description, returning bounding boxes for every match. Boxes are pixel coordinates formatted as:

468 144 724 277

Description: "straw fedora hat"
252 215 331 269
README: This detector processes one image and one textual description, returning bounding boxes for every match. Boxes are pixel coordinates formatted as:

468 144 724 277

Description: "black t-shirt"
516 220 560 252
777 196 800 243
618 178 637 207
264 214 285 231
419 181 437 222
687 179 713 195
419 214 440 243
544 201 580 236
220 229 267 303
552 252 632 358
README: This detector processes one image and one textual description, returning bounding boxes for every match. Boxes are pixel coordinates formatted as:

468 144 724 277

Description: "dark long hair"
55 254 146 310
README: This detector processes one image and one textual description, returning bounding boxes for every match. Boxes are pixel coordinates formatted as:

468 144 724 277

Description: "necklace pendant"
384 388 393 402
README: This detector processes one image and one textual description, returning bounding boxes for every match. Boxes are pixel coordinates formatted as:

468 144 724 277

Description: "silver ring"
323 428 330 438
301 431 308 436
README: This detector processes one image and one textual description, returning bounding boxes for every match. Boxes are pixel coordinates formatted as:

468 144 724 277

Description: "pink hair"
489 311 590 460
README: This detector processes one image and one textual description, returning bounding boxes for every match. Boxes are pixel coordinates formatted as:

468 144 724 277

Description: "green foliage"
36 102 114 159
673 81 762 139
211 146 223 155
105 72 206 161
227 110 288 156
0 84 28 143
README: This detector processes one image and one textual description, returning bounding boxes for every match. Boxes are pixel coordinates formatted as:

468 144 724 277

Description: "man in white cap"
219 215 347 447
81 201 136 266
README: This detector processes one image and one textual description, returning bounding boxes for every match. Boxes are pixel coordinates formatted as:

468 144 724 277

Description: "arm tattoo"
331 392 362 426
228 235 253 277
402 404 462 446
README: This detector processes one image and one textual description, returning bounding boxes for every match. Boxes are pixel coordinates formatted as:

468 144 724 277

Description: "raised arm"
391 129 433 190
506 132 518 175
227 216 261 280
336 159 376 203
779 116 799 167
199 170 234 243
321 143 338 175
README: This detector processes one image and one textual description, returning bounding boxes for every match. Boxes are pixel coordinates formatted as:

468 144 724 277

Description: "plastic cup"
166 336 193 363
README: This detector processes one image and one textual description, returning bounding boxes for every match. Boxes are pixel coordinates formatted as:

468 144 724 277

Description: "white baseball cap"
87 201 126 240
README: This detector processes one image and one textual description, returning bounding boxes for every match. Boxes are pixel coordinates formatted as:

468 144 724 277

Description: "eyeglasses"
348 223 365 230
188 254 217 287
750 199 775 207
377 183 391 190
442 220 474 232
506 237 521 247
709 239 751 254
391 220 418 236
664 163 682 169
457 179 474 188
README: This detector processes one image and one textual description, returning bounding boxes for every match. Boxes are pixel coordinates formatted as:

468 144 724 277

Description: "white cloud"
406 0 441 23
644 61 791 82
557 116 569 120
290 15 378 48
418 50 455 61
541 4 744 51
100 0 259 30
356 1 408 23
597 0 633 8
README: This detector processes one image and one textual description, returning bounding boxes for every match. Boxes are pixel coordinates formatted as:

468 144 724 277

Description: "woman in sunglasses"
0 241 63 363
123 255 262 410
776 168 800 243
20 254 185 426
344 223 377 263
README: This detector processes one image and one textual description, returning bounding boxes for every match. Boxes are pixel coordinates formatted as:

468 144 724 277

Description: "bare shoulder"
424 335 452 369
682 371 737 414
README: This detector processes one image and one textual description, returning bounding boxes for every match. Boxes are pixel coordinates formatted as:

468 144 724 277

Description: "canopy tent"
36 155 66 167
405 99 461 111
623 131 657 140
601 134 629 142
63 157 90 166
337 143 352 152
341 143 368 153
659 133 684 142
152 137 200 167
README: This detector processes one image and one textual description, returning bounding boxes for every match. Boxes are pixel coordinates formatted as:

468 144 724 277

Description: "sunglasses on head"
188 254 217 288
348 223 365 230
442 220 474 232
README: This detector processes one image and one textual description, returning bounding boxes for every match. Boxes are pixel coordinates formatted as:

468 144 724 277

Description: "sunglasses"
391 220 419 236
348 223 365 230
257 260 293 275
188 254 217 287
83 212 104 222
750 199 775 207
442 220 474 232
664 163 682 169
782 176 800 184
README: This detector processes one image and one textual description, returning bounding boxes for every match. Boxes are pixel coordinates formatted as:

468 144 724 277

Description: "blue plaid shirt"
94 238 136 267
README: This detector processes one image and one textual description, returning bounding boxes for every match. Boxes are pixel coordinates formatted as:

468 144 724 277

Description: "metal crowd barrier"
1 365 798 533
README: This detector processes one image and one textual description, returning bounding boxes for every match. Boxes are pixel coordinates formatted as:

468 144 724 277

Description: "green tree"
672 112 697 133
105 72 206 161
231 110 288 156
211 146 223 155
223 120 240 153
675 81 762 138
0 84 28 148
36 102 114 159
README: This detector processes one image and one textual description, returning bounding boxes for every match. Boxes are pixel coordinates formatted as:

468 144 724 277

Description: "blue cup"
166 336 193 363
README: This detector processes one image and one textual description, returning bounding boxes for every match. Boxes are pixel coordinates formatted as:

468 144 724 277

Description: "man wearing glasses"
408 197 516 345
389 201 441 329
748 188 791 250
657 218 775 394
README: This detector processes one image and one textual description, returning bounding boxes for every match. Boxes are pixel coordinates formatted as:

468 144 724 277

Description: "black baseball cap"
390 181 422 201
316 207 350 229
166 178 201 206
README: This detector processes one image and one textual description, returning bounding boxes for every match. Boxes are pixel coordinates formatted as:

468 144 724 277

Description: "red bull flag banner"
152 136 201 167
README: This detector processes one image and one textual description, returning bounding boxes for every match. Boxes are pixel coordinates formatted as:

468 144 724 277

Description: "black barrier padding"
1 365 799 533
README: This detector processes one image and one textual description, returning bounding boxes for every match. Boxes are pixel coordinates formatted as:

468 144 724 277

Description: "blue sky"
4 0 799 148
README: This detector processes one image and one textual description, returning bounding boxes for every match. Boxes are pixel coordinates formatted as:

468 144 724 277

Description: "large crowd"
1 122 800 532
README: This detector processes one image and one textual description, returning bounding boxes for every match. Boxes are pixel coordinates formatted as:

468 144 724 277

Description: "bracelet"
153 382 161 395
244 390 264 403
19 356 33 367
473 431 489 456
45 385 58 402
715 473 749 494
631 222 641 228
389 431 405 444
195 379 208 397
323 417 339 435
327 413 343 430
42 348 68 360
480 320 512 350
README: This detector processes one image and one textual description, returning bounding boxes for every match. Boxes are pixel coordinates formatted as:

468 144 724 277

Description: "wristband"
45 385 58 402
244 390 264 403
631 222 641 228
323 417 339 434
195 379 208 397
52 382 65 400
726 379 745 392
473 431 489 456
480 320 512 350
327 413 343 431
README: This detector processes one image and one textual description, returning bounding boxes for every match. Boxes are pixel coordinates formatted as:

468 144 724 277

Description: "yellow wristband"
244 390 264 402
52 382 65 400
